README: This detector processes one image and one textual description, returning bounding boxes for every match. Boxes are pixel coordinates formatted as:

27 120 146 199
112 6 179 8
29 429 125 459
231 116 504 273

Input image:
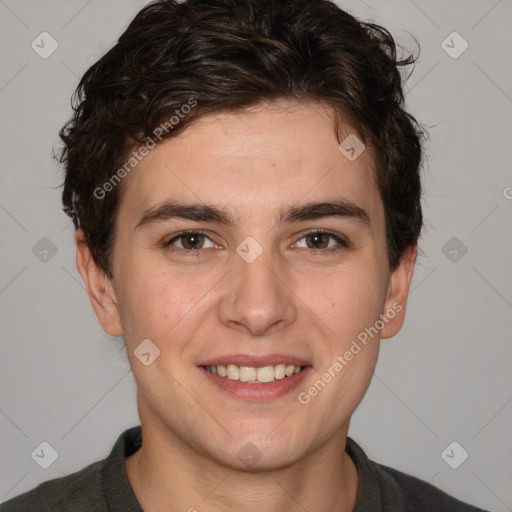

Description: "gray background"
0 1 511 510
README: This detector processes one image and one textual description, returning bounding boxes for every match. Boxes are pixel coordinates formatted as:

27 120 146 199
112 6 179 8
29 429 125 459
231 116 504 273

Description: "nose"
218 244 298 337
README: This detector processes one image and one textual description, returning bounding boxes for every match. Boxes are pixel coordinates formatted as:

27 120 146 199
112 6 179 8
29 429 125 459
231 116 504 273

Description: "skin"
76 99 416 512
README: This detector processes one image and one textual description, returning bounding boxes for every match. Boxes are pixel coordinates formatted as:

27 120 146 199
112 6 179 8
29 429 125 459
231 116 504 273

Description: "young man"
1 0 489 510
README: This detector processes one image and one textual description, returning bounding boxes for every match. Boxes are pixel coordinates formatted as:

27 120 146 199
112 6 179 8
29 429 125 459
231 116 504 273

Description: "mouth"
198 356 311 401
202 363 304 383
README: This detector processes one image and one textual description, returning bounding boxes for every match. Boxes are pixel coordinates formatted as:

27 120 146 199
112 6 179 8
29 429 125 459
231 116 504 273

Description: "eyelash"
163 229 349 255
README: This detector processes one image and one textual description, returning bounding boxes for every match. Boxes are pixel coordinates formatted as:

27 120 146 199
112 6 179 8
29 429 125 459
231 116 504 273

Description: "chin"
218 443 305 473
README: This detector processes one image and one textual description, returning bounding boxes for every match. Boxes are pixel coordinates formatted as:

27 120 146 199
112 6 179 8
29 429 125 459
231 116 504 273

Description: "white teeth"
239 366 256 382
256 366 275 383
274 364 286 380
226 364 239 380
205 363 304 382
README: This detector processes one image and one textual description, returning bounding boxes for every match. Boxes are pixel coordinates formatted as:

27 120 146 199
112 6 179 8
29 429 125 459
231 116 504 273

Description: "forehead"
118 100 382 223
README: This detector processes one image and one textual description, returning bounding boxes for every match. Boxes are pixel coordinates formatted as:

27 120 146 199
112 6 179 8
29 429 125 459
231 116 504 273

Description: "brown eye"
294 230 348 251
305 232 330 249
180 233 205 250
165 231 215 251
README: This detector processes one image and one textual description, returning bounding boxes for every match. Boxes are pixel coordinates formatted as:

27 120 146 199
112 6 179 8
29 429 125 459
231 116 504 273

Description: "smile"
203 364 304 383
199 361 311 401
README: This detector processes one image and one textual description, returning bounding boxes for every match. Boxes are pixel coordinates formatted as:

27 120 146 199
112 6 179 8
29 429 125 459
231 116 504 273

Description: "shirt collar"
346 436 407 511
101 425 143 511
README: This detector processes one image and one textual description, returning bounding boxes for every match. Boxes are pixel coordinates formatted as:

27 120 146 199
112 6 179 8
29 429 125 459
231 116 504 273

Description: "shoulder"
345 436 490 512
0 459 105 512
378 462 490 512
0 426 143 512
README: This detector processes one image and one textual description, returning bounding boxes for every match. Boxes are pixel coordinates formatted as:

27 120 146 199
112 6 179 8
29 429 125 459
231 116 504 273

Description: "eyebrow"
135 199 370 229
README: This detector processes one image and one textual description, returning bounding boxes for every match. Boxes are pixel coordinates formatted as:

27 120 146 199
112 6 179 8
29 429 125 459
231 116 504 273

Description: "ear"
75 229 123 337
380 244 417 339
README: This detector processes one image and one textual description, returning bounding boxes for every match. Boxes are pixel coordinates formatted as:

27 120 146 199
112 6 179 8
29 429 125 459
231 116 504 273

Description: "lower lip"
199 366 312 401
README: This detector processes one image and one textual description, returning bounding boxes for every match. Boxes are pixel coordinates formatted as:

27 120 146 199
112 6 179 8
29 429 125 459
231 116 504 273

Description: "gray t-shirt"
0 426 489 511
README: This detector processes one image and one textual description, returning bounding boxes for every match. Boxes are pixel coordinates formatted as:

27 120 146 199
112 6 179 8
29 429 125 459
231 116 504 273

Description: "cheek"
302 262 386 345
116 261 217 345
295 267 384 424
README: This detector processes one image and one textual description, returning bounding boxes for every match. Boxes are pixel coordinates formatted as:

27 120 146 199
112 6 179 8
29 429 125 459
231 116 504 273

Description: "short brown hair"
59 0 426 278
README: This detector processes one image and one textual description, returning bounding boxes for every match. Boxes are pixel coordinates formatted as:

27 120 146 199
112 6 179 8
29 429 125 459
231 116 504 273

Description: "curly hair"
59 0 426 278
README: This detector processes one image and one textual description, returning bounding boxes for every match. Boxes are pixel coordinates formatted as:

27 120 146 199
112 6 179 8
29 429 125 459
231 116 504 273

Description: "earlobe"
380 244 417 339
75 229 123 337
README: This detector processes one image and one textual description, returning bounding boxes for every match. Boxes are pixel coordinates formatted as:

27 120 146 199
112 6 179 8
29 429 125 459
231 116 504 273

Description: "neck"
126 420 358 512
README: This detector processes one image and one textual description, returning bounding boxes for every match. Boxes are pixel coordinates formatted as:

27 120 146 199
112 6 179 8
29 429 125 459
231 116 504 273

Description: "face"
79 100 415 471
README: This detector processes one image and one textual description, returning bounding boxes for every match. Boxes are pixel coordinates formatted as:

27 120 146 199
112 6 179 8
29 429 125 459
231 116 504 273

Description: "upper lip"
198 354 311 367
